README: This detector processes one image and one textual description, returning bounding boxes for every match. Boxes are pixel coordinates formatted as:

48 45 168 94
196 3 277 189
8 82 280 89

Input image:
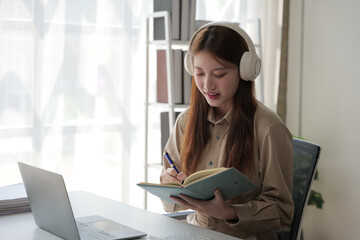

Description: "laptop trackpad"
91 220 128 232
78 215 146 237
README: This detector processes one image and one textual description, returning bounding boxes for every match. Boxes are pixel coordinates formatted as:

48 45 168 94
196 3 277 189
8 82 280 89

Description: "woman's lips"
206 92 220 100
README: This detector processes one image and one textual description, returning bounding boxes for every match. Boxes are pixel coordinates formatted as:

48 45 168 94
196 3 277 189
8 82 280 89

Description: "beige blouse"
161 101 294 240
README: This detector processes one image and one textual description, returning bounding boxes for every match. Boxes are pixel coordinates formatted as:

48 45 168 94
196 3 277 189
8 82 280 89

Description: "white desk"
0 191 240 239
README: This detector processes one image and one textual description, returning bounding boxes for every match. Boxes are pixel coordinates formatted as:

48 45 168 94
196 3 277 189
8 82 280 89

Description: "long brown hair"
180 25 258 176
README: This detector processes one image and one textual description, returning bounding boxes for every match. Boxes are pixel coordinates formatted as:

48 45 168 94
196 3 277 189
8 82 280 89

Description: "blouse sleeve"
226 123 294 232
160 111 190 212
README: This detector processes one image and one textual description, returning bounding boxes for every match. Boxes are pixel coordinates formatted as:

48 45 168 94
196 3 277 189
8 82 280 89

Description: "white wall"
287 0 360 239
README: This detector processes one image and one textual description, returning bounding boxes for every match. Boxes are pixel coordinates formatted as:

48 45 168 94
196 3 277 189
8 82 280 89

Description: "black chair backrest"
290 138 321 240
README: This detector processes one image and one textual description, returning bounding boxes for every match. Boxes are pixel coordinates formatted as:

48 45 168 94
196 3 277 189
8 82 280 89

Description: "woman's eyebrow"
194 66 227 71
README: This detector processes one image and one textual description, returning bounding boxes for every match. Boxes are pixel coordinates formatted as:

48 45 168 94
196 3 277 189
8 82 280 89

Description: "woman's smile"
206 92 220 99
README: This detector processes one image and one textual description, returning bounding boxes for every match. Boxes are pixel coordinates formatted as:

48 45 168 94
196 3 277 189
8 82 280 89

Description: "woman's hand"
160 168 187 184
170 189 238 220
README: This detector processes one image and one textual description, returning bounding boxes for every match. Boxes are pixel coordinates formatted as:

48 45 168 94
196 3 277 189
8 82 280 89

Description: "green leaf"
307 190 324 209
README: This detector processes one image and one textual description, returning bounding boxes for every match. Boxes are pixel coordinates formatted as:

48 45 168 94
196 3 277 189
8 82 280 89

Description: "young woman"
160 22 294 240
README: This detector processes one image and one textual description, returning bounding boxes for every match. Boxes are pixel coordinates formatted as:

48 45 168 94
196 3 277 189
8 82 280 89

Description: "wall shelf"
144 11 189 210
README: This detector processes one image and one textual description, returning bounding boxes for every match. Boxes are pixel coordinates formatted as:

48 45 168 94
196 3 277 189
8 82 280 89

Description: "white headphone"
184 21 261 81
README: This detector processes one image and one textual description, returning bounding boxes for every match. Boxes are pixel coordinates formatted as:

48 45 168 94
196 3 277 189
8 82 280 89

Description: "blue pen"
164 152 180 174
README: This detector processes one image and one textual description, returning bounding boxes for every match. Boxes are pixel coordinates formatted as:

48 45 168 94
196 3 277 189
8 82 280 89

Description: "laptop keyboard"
77 221 117 240
165 232 214 240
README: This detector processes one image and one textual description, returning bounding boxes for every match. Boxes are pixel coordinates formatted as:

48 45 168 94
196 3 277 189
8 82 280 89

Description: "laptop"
18 162 147 240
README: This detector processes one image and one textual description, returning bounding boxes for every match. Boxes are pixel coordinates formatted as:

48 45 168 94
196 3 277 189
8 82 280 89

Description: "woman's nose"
204 76 215 91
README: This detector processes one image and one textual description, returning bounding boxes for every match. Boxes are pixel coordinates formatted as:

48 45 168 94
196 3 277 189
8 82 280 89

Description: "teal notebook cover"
137 168 256 203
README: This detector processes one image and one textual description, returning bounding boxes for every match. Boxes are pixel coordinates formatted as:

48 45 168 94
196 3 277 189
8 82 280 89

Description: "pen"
164 152 180 174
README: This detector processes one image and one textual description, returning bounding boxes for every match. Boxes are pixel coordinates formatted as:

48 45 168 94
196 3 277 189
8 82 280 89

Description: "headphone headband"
184 21 261 81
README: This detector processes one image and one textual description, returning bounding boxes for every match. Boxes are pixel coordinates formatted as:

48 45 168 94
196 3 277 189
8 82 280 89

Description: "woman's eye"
195 73 204 77
215 73 225 78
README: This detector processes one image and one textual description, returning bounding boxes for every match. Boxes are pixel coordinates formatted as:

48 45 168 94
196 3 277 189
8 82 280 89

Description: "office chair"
164 138 321 240
277 138 321 240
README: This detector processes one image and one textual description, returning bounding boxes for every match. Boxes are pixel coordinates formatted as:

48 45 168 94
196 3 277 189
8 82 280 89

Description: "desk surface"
0 191 240 240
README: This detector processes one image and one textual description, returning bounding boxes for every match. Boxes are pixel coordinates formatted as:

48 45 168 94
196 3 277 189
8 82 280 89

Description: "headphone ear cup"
239 52 261 81
184 52 193 76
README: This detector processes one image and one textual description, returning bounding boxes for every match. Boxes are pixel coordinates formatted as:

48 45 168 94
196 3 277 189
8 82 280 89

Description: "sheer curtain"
0 0 151 208
0 0 283 212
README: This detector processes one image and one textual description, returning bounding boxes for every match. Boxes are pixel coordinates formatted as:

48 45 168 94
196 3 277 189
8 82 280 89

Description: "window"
0 0 282 212
0 0 151 208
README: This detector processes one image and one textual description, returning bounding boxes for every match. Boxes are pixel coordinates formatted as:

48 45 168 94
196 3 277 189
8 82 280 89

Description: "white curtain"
0 0 151 208
0 0 283 211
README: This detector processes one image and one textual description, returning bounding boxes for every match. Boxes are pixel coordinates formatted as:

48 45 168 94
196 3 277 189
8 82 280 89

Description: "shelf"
144 11 190 210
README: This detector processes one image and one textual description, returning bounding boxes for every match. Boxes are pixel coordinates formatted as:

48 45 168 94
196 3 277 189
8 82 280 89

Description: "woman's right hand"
160 168 187 184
